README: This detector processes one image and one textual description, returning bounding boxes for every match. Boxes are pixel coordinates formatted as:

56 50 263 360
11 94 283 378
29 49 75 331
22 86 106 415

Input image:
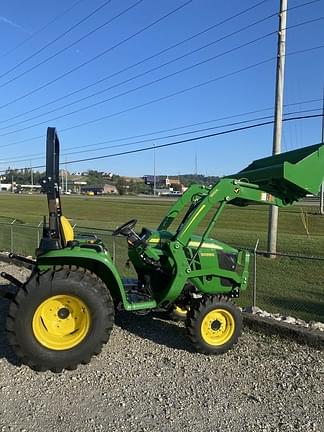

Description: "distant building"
0 183 13 192
103 184 118 194
81 184 118 195
72 181 87 194
165 176 180 186
143 175 160 185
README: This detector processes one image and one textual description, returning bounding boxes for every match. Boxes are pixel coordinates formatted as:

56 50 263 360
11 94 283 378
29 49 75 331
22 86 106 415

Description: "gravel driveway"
0 263 323 432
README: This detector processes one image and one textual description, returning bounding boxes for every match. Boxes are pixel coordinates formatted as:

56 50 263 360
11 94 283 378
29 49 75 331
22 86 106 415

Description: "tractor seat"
60 216 74 246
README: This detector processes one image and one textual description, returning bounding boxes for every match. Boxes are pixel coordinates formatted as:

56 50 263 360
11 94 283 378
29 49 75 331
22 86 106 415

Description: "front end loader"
2 127 324 372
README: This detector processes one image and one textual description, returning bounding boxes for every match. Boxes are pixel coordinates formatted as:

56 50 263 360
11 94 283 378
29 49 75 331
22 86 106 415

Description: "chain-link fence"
0 220 323 323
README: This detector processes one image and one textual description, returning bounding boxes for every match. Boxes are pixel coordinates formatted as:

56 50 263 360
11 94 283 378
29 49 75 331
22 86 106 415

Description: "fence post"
10 219 16 252
253 239 259 307
37 221 43 247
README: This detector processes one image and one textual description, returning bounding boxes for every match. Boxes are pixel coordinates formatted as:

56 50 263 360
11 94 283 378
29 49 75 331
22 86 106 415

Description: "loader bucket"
231 143 324 204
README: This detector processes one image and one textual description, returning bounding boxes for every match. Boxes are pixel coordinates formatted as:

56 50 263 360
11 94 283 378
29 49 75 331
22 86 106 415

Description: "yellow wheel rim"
201 309 235 346
32 295 91 351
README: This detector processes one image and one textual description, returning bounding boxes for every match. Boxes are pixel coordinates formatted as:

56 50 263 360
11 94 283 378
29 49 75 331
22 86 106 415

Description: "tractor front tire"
186 296 241 355
6 266 114 372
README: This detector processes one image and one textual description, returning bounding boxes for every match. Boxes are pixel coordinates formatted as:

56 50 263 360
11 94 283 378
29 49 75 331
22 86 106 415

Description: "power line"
2 113 322 173
48 44 324 132
1 108 321 165
0 0 145 89
0 0 87 60
0 1 274 125
0 0 317 124
0 0 313 69
0 0 192 110
0 0 114 81
0 42 322 151
1 42 323 139
1 100 321 161
0 30 277 134
0 56 276 137
1 15 322 136
0 97 320 161
286 0 320 11
40 114 324 165
0 11 278 128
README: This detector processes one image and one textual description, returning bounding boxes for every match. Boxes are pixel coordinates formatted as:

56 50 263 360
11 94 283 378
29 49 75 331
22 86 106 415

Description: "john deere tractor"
2 128 323 372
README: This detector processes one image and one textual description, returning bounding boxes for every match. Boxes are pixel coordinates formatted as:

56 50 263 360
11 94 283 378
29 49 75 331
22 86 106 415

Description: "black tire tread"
6 265 114 372
186 295 242 355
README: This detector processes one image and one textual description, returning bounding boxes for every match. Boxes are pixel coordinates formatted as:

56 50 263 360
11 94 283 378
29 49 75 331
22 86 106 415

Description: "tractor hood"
187 235 238 254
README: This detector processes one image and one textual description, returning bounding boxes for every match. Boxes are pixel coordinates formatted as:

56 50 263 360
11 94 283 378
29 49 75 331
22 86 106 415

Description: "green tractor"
2 128 323 372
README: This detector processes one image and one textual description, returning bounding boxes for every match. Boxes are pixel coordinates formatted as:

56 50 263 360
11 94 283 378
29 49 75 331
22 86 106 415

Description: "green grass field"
0 193 323 322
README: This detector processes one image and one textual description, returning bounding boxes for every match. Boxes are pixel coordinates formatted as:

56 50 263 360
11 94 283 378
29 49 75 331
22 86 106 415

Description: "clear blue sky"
0 0 323 177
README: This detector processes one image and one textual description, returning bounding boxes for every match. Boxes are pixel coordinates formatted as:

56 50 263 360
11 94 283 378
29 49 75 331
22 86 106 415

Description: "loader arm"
157 184 207 231
172 143 324 246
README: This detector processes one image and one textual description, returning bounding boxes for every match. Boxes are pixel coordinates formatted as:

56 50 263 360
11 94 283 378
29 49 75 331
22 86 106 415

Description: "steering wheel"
112 219 137 236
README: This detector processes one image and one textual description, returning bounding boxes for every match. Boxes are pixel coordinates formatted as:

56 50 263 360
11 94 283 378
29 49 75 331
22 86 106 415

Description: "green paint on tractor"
2 128 324 372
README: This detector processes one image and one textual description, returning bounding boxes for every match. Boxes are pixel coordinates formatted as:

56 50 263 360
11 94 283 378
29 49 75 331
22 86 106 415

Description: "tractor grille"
217 252 237 271
217 252 237 287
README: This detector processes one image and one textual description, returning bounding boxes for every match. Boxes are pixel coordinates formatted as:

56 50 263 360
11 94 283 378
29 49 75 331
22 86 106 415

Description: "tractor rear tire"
186 296 241 355
6 266 114 372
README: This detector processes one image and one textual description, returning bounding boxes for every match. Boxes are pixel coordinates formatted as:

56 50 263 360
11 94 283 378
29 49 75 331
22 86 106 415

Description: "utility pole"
153 144 156 197
320 86 324 215
30 161 33 188
267 0 288 256
65 159 68 193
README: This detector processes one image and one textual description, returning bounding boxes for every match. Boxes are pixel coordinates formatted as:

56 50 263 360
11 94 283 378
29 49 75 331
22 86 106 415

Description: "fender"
36 246 128 308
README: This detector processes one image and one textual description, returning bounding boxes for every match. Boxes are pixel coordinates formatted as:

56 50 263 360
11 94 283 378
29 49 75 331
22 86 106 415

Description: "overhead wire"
0 1 275 125
0 0 317 89
0 41 323 150
1 42 324 139
0 0 114 80
0 0 192 110
62 114 324 166
0 98 321 161
0 0 320 153
0 57 276 138
0 0 145 89
2 113 322 173
0 0 317 124
0 96 320 161
0 30 278 134
0 0 88 60
1 14 323 135
1 108 321 165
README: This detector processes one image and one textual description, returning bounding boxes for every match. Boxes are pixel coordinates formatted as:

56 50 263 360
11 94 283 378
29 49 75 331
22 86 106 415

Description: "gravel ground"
0 263 323 432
